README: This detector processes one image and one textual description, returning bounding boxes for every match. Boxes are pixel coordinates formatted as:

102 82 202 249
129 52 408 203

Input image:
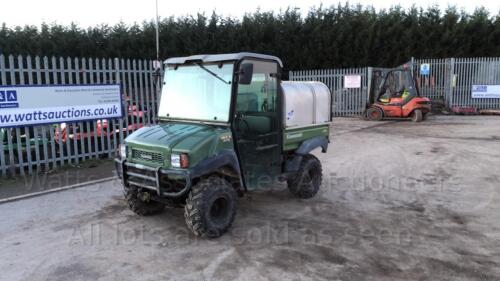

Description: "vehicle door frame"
229 57 284 190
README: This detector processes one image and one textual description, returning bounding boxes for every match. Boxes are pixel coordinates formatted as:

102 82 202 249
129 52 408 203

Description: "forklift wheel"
366 107 383 121
411 109 423 122
287 154 322 199
422 112 428 121
184 176 237 238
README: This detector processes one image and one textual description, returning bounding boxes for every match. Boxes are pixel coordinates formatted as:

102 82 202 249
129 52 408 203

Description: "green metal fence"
2 54 500 176
289 67 369 117
414 57 500 109
291 57 500 116
0 54 161 177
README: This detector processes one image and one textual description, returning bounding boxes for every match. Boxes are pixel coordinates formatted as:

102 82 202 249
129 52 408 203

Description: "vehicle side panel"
283 124 330 151
401 97 432 116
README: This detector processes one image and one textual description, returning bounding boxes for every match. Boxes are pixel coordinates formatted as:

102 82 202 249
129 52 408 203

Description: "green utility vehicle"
116 53 332 238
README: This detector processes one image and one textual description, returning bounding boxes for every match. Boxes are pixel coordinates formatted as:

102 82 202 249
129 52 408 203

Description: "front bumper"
115 158 192 198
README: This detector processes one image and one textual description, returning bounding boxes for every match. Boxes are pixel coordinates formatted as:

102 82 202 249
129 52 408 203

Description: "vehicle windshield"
158 62 234 122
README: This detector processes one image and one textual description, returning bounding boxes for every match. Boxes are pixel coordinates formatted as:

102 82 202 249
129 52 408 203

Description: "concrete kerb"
0 176 117 204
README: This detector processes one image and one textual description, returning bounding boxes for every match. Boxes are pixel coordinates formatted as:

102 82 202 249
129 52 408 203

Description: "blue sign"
0 90 19 109
0 85 122 128
472 85 500 98
472 85 487 92
420 63 430 76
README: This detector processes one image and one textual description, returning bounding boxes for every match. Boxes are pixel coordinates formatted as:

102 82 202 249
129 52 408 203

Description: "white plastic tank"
281 81 331 127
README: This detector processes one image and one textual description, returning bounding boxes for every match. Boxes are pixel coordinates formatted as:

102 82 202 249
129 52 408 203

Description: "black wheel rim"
210 197 229 225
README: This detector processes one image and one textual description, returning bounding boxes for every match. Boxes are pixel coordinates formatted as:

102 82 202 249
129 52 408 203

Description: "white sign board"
344 75 361 89
420 63 430 75
0 84 123 127
472 85 500 98
153 60 162 70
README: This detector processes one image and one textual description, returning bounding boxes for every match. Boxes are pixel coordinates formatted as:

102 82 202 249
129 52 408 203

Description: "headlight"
171 154 180 167
171 153 189 168
119 144 127 159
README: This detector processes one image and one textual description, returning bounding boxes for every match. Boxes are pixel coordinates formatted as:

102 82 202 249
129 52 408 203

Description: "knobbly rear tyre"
287 154 322 199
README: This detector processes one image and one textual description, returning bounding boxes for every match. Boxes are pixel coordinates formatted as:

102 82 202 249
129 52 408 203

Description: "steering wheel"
261 99 269 112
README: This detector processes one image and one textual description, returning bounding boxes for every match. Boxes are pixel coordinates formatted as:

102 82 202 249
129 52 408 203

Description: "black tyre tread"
125 186 165 216
422 112 428 121
287 154 323 199
412 109 423 122
184 176 237 238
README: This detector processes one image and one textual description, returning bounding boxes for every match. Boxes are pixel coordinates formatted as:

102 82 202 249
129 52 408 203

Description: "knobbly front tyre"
125 185 165 216
184 176 237 238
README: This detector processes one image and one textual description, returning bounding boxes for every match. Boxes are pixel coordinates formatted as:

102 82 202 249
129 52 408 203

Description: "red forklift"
364 62 431 122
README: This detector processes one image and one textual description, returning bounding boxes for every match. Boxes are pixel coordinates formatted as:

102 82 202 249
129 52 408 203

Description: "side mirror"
238 63 254 85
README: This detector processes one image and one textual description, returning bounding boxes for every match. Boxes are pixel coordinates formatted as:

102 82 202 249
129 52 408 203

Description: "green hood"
125 122 233 168
126 123 209 150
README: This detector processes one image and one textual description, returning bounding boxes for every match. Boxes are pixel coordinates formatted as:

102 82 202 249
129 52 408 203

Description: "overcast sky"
1 0 499 27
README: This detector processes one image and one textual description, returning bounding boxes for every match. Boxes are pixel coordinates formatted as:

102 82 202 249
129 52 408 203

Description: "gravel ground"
0 115 499 281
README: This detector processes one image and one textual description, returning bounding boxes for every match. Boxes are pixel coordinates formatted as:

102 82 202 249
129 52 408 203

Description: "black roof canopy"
164 52 283 67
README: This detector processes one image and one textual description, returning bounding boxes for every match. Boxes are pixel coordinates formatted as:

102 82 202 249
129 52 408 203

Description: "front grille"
131 149 163 164
125 164 187 194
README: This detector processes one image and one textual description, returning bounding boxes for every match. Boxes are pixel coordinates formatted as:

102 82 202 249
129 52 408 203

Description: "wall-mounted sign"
420 63 430 75
0 84 123 128
344 75 361 88
153 60 162 70
472 85 500 98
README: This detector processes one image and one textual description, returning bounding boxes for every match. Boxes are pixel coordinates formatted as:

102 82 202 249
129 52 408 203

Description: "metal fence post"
446 58 455 109
366 67 372 110
410 57 415 77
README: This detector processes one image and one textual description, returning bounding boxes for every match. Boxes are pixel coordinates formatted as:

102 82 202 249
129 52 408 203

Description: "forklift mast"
367 61 419 107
